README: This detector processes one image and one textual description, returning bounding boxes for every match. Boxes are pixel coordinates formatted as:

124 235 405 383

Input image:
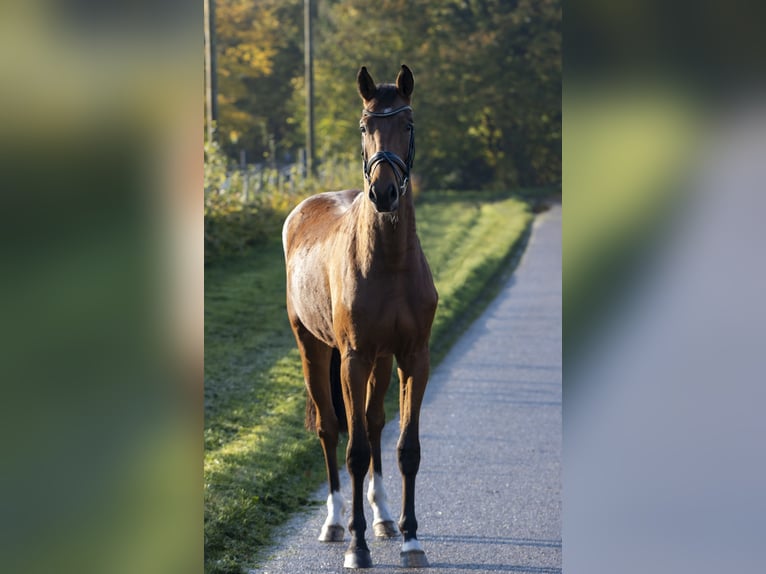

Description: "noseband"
361 105 415 196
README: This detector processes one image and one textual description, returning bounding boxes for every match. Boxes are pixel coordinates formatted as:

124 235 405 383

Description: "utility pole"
204 0 218 142
304 0 315 176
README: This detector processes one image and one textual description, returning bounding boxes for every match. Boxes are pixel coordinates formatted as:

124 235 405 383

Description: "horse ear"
396 65 414 99
357 66 377 101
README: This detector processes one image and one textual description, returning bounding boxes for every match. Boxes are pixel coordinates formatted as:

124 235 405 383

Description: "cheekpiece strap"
360 105 415 195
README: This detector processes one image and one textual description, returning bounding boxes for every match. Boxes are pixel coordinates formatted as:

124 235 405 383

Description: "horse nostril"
368 186 377 203
388 184 397 202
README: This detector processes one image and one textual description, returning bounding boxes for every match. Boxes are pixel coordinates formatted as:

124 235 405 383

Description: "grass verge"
204 189 535 573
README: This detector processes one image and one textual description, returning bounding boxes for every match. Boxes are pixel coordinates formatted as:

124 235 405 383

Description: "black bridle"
360 105 415 196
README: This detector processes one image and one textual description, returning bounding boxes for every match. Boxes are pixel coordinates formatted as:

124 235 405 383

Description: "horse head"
357 65 415 213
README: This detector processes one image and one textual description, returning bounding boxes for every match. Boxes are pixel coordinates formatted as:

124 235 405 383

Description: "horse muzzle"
368 182 399 213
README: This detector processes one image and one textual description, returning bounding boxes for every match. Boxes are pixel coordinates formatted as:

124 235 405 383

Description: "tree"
211 0 561 189
311 0 561 188
215 0 304 163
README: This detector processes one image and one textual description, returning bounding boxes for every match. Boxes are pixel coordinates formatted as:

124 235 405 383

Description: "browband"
362 105 413 118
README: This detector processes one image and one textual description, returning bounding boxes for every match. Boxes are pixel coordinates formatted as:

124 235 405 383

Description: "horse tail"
304 348 348 434
305 394 317 433
330 348 348 433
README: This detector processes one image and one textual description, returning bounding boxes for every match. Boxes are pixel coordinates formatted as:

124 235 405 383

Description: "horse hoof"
343 548 373 569
373 520 400 539
400 549 429 568
318 524 345 542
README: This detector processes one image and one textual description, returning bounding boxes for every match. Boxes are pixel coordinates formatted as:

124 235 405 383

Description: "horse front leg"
396 348 431 568
365 355 399 539
341 350 374 568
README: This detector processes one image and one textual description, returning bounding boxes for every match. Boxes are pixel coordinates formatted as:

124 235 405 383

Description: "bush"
205 142 362 264
205 139 277 262
204 194 274 263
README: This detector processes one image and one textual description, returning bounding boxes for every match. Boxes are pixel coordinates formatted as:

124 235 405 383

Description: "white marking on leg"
401 538 424 553
318 490 345 540
367 472 394 525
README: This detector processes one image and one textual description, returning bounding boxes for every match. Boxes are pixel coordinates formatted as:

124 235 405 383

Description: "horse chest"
341 276 435 353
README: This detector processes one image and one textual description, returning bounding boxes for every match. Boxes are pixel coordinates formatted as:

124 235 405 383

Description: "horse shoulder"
283 191 362 347
284 191 362 277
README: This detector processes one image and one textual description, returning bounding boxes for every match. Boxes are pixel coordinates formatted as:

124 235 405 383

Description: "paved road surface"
253 205 561 573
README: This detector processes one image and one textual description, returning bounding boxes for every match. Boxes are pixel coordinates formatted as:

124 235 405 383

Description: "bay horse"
282 65 438 569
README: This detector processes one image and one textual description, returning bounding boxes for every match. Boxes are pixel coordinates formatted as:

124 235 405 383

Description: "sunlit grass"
418 191 534 363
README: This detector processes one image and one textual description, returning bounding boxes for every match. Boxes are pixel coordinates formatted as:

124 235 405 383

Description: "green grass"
204 189 535 573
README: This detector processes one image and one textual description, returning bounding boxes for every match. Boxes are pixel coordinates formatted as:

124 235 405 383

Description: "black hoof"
343 548 373 569
373 520 400 539
318 524 345 542
400 549 429 568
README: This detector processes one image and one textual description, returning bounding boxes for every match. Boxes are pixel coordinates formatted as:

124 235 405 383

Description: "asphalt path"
253 205 561 573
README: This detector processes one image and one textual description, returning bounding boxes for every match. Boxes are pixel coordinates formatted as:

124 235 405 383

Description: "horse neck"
355 191 418 271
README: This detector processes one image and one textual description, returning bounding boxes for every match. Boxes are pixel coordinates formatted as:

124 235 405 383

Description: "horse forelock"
364 84 406 112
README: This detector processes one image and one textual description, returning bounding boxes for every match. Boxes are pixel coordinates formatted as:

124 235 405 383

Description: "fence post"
204 0 217 142
304 0 315 177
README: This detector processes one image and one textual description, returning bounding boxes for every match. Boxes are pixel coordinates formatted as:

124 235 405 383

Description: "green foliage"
204 137 276 262
211 0 561 190
204 190 533 572
215 0 304 160
204 191 273 263
314 0 561 189
204 136 229 195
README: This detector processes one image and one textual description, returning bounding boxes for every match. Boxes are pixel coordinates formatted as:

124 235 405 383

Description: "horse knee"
316 411 339 437
346 441 371 476
397 443 421 476
366 409 385 438
317 419 339 445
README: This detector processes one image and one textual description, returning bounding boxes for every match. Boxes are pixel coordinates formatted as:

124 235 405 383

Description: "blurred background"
565 0 766 573
0 1 200 573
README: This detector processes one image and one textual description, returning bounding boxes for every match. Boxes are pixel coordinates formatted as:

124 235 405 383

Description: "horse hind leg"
365 355 399 539
319 348 346 542
290 320 345 542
